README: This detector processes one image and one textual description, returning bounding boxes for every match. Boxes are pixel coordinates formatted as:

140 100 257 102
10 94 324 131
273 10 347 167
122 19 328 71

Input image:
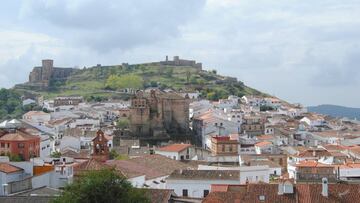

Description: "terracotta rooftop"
143 189 174 203
204 183 360 203
0 163 24 173
257 135 275 140
23 111 50 116
296 160 332 168
297 183 360 203
0 130 40 141
255 141 272 147
156 144 191 152
73 158 110 176
297 149 332 158
322 144 347 151
313 131 343 138
61 149 90 159
106 154 196 180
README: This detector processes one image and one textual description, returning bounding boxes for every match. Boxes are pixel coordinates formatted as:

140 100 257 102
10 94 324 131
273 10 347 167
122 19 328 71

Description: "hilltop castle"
160 56 202 70
27 59 75 88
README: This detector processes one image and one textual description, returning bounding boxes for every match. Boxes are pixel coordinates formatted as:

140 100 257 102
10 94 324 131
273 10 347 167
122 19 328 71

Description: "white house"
155 144 210 161
255 141 274 154
0 162 28 195
166 170 240 198
22 98 36 106
40 135 51 158
310 131 344 145
192 110 240 148
239 165 270 184
300 114 326 128
199 164 276 179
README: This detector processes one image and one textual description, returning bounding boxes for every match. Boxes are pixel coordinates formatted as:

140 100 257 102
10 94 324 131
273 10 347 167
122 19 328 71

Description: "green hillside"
15 63 266 101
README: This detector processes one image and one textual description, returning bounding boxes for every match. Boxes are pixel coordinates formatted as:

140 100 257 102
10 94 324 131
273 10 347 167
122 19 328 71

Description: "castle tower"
129 91 151 137
173 56 180 66
41 59 54 81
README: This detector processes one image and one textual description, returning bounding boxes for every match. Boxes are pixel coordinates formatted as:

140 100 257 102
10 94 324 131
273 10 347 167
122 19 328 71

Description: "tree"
7 152 23 162
186 71 191 83
52 169 149 203
164 68 173 78
116 118 129 129
51 151 62 158
0 88 24 120
109 149 120 160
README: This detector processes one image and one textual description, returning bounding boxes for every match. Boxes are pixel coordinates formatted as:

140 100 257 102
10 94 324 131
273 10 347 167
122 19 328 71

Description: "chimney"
2 184 8 196
278 181 294 195
278 182 284 195
321 178 328 197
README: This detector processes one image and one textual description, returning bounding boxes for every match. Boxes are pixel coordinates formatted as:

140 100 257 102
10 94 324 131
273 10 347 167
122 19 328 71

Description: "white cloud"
0 0 360 107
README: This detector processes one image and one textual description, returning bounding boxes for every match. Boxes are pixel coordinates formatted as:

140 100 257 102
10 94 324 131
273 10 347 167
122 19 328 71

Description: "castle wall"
29 67 42 83
27 59 75 89
51 68 74 80
160 56 202 70
129 98 151 137
169 99 189 133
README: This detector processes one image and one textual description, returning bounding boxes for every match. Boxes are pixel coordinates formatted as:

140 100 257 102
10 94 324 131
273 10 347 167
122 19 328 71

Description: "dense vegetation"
15 63 266 101
52 169 149 203
0 88 41 121
105 74 143 90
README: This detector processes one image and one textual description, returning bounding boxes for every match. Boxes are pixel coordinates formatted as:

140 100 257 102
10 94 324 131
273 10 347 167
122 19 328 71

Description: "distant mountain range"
308 104 360 120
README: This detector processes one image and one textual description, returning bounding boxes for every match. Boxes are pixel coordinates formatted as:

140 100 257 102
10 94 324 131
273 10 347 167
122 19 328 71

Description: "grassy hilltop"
14 62 266 101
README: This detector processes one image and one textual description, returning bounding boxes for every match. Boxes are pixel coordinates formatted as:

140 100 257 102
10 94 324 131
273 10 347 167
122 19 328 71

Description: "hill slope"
308 104 360 120
15 62 266 101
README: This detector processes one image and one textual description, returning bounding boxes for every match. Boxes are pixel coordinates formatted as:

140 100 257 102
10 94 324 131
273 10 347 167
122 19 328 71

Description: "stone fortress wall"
28 59 75 88
160 56 202 70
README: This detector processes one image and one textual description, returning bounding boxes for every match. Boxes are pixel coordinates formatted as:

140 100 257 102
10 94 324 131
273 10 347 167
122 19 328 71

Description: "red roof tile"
0 163 23 173
0 130 40 141
157 144 191 152
255 141 272 147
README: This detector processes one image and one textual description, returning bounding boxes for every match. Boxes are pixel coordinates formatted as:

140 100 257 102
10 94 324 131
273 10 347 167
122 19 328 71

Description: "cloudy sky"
1 0 360 107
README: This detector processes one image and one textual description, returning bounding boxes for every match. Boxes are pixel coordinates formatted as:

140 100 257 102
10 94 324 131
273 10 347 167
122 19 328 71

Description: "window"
18 143 25 148
182 189 188 197
204 190 209 197
222 144 225 152
259 195 265 201
0 143 4 148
